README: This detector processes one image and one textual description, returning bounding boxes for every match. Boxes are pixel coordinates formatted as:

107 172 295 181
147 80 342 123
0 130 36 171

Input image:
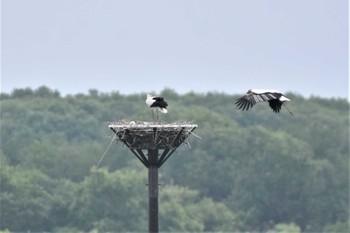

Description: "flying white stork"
146 93 168 119
235 89 293 115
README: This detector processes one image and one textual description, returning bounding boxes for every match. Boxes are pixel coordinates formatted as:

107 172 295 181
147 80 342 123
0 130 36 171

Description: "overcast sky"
1 0 348 98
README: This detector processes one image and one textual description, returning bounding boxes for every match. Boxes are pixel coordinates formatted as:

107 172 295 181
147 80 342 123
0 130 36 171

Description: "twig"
97 134 116 168
189 131 202 139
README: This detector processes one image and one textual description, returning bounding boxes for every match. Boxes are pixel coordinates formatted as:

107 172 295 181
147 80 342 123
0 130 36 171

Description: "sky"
1 0 349 99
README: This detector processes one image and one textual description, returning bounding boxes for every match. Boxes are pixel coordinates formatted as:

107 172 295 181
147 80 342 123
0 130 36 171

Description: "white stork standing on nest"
235 89 293 115
146 93 168 119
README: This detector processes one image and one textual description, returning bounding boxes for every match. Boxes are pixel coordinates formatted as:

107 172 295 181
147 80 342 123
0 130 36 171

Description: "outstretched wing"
235 94 255 111
235 90 281 111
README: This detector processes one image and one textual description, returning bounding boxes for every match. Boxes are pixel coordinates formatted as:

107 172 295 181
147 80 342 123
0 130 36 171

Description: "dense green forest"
0 86 349 232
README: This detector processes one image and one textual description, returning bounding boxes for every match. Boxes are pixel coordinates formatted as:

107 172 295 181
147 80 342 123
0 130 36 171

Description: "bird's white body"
250 89 280 94
250 89 290 102
279 95 290 102
250 89 290 101
145 94 154 107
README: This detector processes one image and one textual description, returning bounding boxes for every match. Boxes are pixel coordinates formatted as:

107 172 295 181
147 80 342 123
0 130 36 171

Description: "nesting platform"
108 120 198 168
108 120 198 232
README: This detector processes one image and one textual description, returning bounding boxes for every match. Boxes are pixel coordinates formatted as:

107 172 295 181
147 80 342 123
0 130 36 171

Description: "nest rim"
108 120 197 150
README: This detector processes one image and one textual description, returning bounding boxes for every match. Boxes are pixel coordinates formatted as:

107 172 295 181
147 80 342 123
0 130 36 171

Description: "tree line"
0 86 349 232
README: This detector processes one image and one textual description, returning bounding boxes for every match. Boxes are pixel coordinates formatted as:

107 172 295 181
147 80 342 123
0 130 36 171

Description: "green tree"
1 165 56 231
226 127 315 231
69 168 148 232
267 223 301 233
1 87 348 232
160 185 237 232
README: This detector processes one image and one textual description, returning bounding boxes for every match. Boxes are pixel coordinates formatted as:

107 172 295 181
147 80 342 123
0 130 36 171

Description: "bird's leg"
156 109 159 120
283 103 294 116
151 109 155 120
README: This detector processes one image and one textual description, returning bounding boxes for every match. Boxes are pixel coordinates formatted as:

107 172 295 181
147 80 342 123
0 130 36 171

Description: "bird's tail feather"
159 108 168 113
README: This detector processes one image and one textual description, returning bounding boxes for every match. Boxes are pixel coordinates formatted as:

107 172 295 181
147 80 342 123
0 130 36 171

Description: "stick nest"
108 120 198 150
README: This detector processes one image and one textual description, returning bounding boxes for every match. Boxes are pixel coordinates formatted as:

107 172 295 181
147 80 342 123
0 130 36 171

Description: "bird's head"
246 89 253 95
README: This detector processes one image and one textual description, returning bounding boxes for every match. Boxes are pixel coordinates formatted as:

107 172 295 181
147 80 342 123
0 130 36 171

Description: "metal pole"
148 149 158 233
